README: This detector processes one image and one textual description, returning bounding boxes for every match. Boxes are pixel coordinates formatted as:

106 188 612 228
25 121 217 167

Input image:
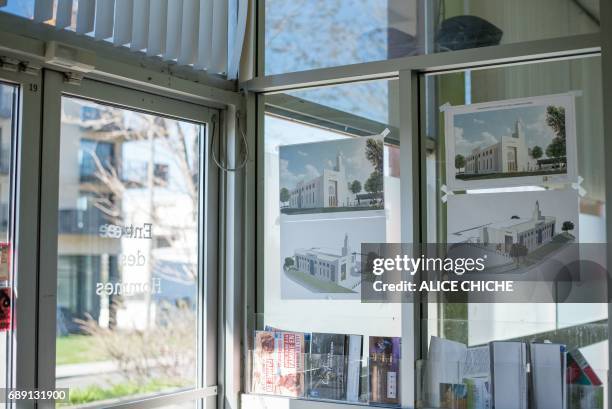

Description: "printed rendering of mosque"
288 154 350 209
463 119 532 175
480 201 556 254
292 234 355 286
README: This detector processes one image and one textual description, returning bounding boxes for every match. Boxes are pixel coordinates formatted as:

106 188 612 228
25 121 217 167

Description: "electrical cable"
210 111 250 172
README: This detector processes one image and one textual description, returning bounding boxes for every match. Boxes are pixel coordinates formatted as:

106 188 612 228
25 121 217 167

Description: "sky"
2 0 34 19
453 105 559 157
1 0 392 124
279 136 379 191
265 0 394 124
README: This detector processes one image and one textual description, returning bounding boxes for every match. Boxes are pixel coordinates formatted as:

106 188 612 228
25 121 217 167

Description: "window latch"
0 56 19 72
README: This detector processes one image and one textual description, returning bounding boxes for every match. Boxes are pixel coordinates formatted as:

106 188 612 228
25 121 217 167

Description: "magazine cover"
567 349 602 386
308 333 347 400
369 336 401 404
251 330 305 397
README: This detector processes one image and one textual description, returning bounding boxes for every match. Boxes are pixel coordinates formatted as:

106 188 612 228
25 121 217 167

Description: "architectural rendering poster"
447 189 579 270
444 93 578 189
279 135 385 215
280 212 386 300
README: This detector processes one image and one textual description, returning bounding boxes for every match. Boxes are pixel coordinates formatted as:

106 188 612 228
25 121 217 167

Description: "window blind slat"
33 0 54 22
227 0 247 79
163 0 183 60
194 0 213 70
113 0 133 45
131 0 150 51
146 0 167 56
210 0 228 74
56 0 74 29
76 0 95 34
3 0 243 77
94 0 115 40
178 0 199 65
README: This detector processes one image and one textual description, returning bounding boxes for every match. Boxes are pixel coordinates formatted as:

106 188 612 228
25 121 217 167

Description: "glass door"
39 70 219 409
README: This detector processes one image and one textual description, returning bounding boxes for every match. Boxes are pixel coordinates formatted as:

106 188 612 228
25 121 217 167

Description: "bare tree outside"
56 98 201 405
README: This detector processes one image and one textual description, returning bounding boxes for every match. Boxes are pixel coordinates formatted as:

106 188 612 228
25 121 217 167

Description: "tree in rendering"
364 171 383 205
454 154 465 173
545 106 567 168
365 137 384 175
546 138 566 167
562 221 575 235
284 257 295 271
280 187 290 203
364 137 384 206
546 105 566 139
531 145 543 169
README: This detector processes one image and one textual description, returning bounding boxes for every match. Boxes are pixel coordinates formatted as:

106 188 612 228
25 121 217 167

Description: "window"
55 95 206 406
422 56 607 402
258 78 409 401
79 139 114 182
264 0 600 74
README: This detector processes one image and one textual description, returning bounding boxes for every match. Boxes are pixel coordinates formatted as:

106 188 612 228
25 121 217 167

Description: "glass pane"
0 82 16 396
258 79 403 403
0 0 35 19
56 97 203 407
265 0 600 75
421 56 606 404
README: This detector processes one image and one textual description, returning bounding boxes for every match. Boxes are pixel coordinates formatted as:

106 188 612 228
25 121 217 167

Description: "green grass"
56 334 106 366
523 233 575 264
285 268 355 293
60 380 189 406
281 205 382 215
456 169 565 180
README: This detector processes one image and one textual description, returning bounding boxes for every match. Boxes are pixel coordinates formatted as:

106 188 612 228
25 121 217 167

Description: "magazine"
369 336 401 404
308 333 346 400
251 330 305 397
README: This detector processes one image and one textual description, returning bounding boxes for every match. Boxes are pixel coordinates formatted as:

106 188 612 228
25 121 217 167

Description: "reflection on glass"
0 82 16 398
265 0 600 74
56 97 202 406
422 56 606 399
261 79 401 365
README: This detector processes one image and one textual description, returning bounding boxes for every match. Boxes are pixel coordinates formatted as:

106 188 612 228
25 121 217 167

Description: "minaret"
336 153 344 173
533 201 543 221
513 119 525 140
342 233 348 256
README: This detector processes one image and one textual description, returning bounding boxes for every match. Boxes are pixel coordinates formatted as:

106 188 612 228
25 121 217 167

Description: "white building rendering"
293 234 354 286
463 119 531 175
481 201 556 254
288 154 350 209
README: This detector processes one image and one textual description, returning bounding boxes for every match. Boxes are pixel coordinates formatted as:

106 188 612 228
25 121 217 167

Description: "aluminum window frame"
0 65 43 409
38 70 221 409
243 1 612 407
